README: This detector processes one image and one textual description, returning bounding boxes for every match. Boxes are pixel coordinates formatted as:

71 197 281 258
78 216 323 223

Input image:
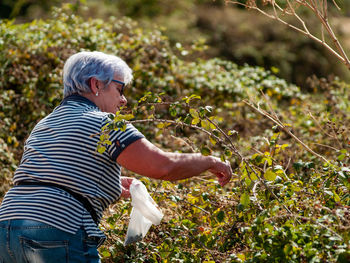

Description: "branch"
204 116 243 160
243 99 329 163
127 118 244 157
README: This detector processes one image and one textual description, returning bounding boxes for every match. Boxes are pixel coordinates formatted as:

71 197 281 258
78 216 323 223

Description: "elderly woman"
0 51 232 262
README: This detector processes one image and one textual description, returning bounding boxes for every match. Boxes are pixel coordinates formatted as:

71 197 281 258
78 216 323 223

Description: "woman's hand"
208 158 233 187
120 176 134 198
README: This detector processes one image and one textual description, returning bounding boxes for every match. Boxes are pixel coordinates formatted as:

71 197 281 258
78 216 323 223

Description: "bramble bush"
0 6 349 262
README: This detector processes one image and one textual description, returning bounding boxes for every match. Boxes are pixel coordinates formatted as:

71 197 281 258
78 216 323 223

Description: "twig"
331 0 341 10
170 135 196 152
128 118 226 148
252 180 263 210
243 99 329 163
308 112 336 139
204 116 243 160
284 157 292 174
310 142 339 151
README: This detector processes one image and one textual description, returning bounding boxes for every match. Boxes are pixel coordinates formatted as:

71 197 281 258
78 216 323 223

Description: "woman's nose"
120 95 127 106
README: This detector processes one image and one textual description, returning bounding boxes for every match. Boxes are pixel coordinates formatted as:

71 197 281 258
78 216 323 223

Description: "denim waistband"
0 219 78 231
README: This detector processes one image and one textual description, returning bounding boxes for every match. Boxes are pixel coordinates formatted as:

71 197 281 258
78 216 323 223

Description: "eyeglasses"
111 79 125 96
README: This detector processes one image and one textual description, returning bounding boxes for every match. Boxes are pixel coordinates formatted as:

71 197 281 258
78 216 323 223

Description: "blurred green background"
2 0 350 88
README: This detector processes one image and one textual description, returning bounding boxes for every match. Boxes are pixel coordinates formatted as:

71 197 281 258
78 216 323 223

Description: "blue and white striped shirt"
0 94 144 244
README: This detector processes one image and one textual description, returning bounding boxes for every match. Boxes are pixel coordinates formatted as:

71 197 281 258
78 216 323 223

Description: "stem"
204 116 243 160
128 118 226 148
243 100 329 163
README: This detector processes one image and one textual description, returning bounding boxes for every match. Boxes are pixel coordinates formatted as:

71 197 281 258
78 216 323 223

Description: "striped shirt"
0 94 144 245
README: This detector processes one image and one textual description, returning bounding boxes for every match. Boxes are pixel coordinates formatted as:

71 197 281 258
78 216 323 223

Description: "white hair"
63 51 133 98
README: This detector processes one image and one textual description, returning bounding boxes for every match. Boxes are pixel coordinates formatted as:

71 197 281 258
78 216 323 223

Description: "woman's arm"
117 138 232 186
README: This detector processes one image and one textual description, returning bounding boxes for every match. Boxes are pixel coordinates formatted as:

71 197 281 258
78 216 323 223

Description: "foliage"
97 83 349 262
0 6 349 262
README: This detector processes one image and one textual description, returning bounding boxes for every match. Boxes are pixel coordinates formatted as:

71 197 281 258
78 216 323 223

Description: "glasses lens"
112 79 125 96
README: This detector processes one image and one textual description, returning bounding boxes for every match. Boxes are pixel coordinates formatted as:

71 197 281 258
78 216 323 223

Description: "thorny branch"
243 98 329 163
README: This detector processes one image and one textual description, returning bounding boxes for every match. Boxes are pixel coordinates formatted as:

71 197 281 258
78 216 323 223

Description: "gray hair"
63 51 133 98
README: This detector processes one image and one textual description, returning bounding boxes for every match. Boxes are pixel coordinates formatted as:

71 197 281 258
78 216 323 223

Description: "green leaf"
216 210 225 222
338 154 346 161
262 157 272 166
340 149 347 154
271 66 279 74
189 108 199 118
280 144 289 150
189 94 201 100
157 123 165 129
121 114 134 120
333 191 340 202
192 117 200 125
184 115 192 125
101 249 111 257
201 146 211 156
240 192 250 206
220 154 226 162
198 107 206 118
264 169 277 181
169 107 177 117
250 173 258 181
209 136 216 145
97 146 106 154
201 120 209 129
283 244 292 255
120 124 127 132
224 148 232 157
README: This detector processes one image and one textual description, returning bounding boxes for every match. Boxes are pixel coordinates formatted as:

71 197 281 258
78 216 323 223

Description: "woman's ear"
89 77 99 94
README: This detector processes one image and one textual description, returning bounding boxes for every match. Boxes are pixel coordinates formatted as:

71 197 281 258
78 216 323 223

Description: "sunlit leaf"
209 136 216 145
97 146 106 154
192 117 200 125
240 192 250 206
189 108 199 118
157 123 165 129
201 120 209 129
264 169 276 181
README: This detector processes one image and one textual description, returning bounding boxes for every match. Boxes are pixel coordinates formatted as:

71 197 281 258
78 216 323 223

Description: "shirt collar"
61 94 98 108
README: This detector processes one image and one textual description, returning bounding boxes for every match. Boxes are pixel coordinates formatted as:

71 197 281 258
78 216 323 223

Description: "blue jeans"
0 219 100 263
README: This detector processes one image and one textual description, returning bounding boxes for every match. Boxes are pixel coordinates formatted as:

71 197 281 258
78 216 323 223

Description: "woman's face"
96 74 128 113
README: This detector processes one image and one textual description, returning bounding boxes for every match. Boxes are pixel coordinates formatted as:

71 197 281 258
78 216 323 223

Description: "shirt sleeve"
106 123 145 160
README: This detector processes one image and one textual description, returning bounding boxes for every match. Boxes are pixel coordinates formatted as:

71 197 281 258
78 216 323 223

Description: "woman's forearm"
158 153 217 181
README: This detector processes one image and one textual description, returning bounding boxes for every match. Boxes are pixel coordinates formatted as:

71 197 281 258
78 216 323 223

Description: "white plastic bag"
124 180 163 246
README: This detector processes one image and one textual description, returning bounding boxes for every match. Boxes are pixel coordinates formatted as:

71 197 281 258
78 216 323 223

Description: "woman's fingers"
120 177 134 198
213 160 232 186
